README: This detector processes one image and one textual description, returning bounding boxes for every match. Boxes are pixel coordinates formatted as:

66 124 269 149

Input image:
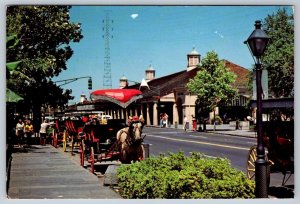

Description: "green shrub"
117 152 255 199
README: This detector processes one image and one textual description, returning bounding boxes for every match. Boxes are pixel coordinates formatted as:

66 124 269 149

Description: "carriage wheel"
62 130 67 152
90 146 95 174
79 140 85 167
246 145 270 186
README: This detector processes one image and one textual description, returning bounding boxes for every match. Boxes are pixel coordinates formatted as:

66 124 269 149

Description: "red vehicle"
64 118 85 154
78 89 146 173
51 119 66 149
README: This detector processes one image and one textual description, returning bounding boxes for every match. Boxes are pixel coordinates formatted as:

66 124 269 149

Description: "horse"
116 116 145 163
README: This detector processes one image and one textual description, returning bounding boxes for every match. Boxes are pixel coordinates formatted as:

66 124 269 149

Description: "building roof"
223 60 251 88
146 64 155 71
188 48 200 55
129 59 251 99
120 75 128 80
129 68 200 98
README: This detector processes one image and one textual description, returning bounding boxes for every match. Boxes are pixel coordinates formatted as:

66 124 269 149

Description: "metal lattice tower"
102 11 113 88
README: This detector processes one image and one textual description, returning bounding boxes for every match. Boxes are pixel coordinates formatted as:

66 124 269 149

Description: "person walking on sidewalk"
40 119 50 145
15 118 24 147
183 115 188 131
24 119 34 146
163 113 169 128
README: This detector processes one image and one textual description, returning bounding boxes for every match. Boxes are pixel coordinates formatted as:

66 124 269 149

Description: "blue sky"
53 5 293 103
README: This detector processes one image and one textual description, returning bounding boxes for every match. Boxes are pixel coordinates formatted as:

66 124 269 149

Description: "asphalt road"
143 127 294 198
7 127 294 198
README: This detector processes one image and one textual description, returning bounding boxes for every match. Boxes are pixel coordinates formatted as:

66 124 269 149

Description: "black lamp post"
244 20 269 198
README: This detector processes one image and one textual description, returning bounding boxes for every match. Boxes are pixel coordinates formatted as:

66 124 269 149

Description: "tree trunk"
213 109 216 131
32 104 42 133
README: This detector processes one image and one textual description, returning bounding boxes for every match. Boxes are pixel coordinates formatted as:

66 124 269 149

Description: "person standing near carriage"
39 119 50 145
15 118 25 147
24 119 34 146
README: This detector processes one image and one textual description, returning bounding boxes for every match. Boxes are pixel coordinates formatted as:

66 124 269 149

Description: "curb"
146 125 256 138
205 130 256 138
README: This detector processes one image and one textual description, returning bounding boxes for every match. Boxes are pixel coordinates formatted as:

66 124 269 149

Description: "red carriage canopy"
90 89 143 108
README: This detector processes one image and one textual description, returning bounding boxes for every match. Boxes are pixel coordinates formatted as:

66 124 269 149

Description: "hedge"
117 152 255 198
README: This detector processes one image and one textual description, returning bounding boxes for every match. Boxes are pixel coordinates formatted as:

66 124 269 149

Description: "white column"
146 103 151 125
173 102 178 126
153 102 158 126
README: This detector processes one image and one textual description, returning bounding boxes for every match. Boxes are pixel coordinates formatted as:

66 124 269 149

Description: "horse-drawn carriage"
246 98 294 186
71 89 146 173
79 116 145 173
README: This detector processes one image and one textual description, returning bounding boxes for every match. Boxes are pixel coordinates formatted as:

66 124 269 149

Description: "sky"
53 5 294 103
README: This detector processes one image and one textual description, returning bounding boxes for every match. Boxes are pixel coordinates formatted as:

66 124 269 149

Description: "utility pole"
102 11 113 88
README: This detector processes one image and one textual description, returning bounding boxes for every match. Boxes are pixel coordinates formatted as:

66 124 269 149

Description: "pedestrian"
163 113 168 128
192 114 197 131
40 119 49 145
159 113 163 128
24 119 34 146
15 118 25 147
183 115 188 131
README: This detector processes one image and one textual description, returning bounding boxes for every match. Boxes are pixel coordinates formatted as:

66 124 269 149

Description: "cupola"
145 64 155 81
119 75 128 89
187 47 200 71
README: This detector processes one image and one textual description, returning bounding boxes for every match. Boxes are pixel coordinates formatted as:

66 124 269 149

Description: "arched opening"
176 98 183 124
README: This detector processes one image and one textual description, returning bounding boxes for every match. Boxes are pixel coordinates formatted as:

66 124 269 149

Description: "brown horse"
116 117 145 163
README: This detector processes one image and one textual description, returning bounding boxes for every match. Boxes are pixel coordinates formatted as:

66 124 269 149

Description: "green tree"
6 6 83 120
187 51 237 129
262 8 294 97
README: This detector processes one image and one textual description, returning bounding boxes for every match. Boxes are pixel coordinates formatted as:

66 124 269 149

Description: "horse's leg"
121 144 127 163
137 145 145 161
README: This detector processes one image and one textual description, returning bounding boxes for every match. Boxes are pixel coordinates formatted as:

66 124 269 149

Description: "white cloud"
131 14 139 19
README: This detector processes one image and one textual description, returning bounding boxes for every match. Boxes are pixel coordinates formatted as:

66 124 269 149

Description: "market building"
119 48 251 128
66 48 251 129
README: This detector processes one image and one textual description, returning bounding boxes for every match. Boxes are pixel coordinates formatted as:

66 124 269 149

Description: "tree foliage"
262 8 294 97
187 51 238 113
6 6 83 117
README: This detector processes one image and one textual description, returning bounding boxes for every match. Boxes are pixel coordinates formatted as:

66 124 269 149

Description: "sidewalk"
7 145 122 199
205 124 256 138
148 124 256 138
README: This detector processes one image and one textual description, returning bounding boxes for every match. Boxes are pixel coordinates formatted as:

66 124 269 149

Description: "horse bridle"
125 121 144 146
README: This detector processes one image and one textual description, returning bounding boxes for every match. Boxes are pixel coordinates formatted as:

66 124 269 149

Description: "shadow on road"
269 185 294 198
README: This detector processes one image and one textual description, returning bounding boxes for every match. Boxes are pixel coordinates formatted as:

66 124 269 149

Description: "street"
7 126 294 198
143 127 294 197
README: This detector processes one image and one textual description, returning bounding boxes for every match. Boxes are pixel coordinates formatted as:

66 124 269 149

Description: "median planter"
117 152 255 198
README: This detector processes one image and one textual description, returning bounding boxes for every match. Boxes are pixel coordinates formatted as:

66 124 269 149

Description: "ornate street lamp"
244 20 270 198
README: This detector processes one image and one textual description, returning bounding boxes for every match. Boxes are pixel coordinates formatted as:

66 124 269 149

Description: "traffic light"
88 77 92 90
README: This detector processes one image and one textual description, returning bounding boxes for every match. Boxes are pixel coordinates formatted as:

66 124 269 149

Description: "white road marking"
147 134 249 151
189 135 208 139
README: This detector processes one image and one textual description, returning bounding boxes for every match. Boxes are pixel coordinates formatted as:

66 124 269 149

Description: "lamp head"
245 20 270 59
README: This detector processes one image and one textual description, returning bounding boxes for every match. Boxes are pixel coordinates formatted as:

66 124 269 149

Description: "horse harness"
120 121 144 147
